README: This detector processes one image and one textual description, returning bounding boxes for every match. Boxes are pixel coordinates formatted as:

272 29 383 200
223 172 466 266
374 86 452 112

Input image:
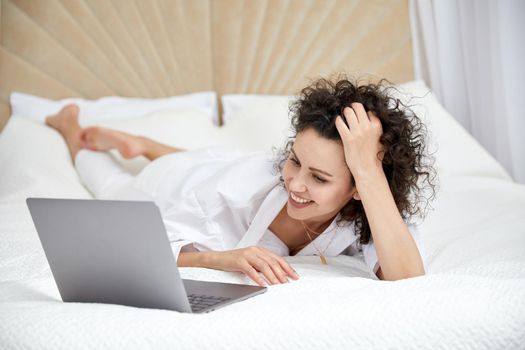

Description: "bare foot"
45 104 83 160
81 127 144 159
45 104 80 132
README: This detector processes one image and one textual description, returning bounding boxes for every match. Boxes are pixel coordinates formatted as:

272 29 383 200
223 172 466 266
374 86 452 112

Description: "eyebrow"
291 148 333 177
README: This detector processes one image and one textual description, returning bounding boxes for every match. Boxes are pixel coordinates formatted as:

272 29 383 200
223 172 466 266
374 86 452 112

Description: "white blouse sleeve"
170 240 199 264
362 223 426 278
161 192 224 264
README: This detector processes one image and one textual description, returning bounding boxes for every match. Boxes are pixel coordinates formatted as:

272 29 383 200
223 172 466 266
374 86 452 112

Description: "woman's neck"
268 205 337 254
279 204 336 234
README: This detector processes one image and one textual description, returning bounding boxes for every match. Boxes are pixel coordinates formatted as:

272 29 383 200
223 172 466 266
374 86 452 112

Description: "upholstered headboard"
0 0 413 130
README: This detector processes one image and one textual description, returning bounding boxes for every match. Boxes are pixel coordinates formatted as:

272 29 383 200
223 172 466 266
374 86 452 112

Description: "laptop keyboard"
188 293 232 312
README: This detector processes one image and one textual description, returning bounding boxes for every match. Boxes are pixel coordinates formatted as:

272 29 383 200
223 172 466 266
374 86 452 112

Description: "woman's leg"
46 104 186 162
81 127 185 161
46 105 138 199
74 149 151 201
45 104 164 201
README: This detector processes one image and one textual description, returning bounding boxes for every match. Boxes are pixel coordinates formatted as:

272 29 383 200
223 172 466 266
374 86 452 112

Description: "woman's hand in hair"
335 102 384 181
208 246 299 287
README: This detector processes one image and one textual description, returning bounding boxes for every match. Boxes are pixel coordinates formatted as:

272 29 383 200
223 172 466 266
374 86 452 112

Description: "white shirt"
134 147 425 277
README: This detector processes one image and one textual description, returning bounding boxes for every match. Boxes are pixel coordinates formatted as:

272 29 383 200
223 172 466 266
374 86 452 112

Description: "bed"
1 0 525 349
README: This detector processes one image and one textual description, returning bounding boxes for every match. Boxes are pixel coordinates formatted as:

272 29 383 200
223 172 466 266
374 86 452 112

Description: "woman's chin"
286 202 313 220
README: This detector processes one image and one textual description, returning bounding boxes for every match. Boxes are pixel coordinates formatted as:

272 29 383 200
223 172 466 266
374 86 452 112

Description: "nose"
287 171 307 193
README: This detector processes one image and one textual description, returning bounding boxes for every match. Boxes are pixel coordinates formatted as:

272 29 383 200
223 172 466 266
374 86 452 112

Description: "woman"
46 77 435 286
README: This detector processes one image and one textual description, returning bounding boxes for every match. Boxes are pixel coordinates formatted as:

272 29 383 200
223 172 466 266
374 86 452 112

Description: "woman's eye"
313 175 327 183
290 157 300 166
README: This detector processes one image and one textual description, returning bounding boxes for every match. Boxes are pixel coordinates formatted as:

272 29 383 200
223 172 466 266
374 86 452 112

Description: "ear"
352 189 361 201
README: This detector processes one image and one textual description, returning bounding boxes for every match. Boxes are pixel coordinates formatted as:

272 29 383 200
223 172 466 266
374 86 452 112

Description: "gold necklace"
300 221 337 265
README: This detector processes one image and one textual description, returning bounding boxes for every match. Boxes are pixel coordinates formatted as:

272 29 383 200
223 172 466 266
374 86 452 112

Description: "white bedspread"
1 117 525 349
1 259 524 350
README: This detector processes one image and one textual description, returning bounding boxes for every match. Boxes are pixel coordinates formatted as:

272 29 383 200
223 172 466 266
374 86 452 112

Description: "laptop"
26 198 267 313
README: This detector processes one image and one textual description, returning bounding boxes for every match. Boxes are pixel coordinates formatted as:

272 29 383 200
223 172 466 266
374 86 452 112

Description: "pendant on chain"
320 255 327 265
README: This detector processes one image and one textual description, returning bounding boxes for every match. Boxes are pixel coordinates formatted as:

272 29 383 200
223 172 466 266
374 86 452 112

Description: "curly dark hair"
273 76 437 245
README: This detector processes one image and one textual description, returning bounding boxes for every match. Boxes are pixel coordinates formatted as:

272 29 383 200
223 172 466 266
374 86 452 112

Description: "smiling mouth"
290 192 313 204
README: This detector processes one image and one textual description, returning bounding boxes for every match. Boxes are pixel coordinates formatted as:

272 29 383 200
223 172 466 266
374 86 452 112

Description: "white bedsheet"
1 114 525 349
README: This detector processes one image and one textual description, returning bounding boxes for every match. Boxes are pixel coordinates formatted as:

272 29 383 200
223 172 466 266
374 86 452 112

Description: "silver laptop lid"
26 198 192 312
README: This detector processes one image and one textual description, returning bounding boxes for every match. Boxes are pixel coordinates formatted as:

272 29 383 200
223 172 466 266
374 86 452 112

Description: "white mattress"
1 99 525 349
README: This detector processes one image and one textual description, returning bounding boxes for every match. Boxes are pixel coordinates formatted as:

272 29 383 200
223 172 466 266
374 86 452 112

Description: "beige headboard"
0 0 413 130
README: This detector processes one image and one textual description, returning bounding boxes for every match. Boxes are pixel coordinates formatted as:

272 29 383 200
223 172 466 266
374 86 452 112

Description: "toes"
56 104 80 121
62 103 80 114
45 104 80 129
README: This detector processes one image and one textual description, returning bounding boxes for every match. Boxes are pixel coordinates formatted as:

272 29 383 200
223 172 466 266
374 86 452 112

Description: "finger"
343 106 359 130
335 115 351 139
351 102 370 125
368 111 382 131
252 258 280 285
265 252 300 280
243 264 268 287
257 254 289 284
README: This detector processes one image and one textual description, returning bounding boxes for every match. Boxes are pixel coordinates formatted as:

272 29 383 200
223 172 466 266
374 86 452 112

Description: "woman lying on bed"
45 77 435 285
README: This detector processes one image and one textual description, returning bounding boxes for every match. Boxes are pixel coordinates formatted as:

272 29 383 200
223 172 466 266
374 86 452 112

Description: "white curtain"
409 0 525 183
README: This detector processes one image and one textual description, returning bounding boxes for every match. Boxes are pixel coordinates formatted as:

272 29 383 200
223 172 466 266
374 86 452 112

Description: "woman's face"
282 128 358 226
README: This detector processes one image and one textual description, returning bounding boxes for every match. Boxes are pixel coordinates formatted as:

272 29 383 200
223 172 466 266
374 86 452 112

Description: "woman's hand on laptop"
209 247 299 286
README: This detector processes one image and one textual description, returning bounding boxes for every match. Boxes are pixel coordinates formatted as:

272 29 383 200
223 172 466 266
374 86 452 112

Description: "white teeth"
290 192 312 204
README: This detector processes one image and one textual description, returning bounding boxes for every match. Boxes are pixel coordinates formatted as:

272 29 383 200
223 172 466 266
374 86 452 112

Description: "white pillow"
220 81 512 180
221 94 296 124
392 80 511 180
9 91 218 126
220 94 296 152
0 117 93 201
